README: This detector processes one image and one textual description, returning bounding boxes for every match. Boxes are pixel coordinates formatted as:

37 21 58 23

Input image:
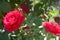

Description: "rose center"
8 16 16 25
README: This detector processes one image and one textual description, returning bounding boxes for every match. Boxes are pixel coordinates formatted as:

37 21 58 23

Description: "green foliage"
0 1 11 14
49 9 59 17
0 31 9 40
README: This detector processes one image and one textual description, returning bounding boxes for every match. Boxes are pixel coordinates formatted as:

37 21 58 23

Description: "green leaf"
10 0 25 4
49 9 59 17
0 31 9 40
0 1 11 14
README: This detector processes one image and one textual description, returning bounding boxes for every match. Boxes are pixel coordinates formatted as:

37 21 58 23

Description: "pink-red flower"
42 22 60 36
20 4 30 14
3 10 25 32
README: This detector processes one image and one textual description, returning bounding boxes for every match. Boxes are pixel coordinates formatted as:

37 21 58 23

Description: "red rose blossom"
3 10 25 32
20 4 30 14
42 22 60 36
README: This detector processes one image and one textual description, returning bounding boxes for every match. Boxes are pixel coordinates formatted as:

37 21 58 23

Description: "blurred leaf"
26 13 42 27
10 0 25 4
34 3 44 15
49 9 59 17
0 1 11 14
0 31 9 40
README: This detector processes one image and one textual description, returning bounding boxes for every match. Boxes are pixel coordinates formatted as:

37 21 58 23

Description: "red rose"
20 4 30 14
42 22 60 36
3 10 25 32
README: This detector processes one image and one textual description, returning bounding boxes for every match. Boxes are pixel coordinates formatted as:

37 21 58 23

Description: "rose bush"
3 10 25 32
